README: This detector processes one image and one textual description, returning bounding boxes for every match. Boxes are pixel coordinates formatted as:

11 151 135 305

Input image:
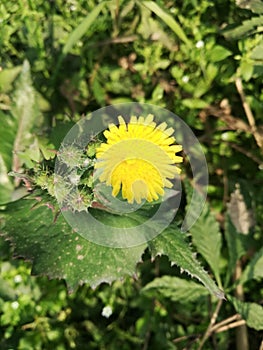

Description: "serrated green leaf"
228 295 263 331
142 1 191 47
0 195 146 292
239 246 263 284
142 276 209 303
1 189 224 298
149 227 225 299
189 203 222 287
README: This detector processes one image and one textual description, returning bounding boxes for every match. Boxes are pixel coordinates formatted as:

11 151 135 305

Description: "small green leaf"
142 1 191 46
239 246 263 284
149 227 225 299
251 43 263 60
53 2 106 80
182 98 209 109
0 277 17 301
207 45 232 62
228 295 263 331
142 276 209 303
0 65 22 93
240 60 254 81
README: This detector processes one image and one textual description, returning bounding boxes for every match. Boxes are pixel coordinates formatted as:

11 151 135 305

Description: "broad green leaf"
1 190 223 298
142 276 209 303
0 195 146 292
207 45 232 62
142 1 191 47
149 227 225 299
189 203 222 287
228 295 263 331
239 246 263 284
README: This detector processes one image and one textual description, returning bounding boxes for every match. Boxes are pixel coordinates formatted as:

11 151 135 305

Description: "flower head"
95 114 183 204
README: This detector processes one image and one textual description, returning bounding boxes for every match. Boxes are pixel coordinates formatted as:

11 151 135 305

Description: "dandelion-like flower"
95 114 183 204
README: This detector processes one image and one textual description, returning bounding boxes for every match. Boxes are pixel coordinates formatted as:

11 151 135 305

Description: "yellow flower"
95 114 183 204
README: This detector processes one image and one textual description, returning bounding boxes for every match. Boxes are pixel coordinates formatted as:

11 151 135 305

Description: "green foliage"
239 246 263 284
0 194 146 291
189 202 222 288
149 226 224 299
0 191 223 298
228 295 263 331
142 276 209 303
0 0 263 349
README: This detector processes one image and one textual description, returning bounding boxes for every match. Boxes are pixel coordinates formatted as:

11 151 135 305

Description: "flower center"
110 158 164 203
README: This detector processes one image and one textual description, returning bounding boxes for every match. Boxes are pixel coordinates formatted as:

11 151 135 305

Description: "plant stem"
197 299 223 350
235 77 263 150
234 259 249 350
215 320 247 333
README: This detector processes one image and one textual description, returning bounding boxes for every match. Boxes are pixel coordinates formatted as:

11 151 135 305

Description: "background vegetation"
0 0 263 349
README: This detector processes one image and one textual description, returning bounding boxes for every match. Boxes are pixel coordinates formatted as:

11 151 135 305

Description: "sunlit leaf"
0 65 22 93
0 194 147 292
142 275 209 303
228 295 263 330
149 227 225 299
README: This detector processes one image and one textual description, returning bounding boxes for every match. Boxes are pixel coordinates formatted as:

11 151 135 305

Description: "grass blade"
142 1 191 46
